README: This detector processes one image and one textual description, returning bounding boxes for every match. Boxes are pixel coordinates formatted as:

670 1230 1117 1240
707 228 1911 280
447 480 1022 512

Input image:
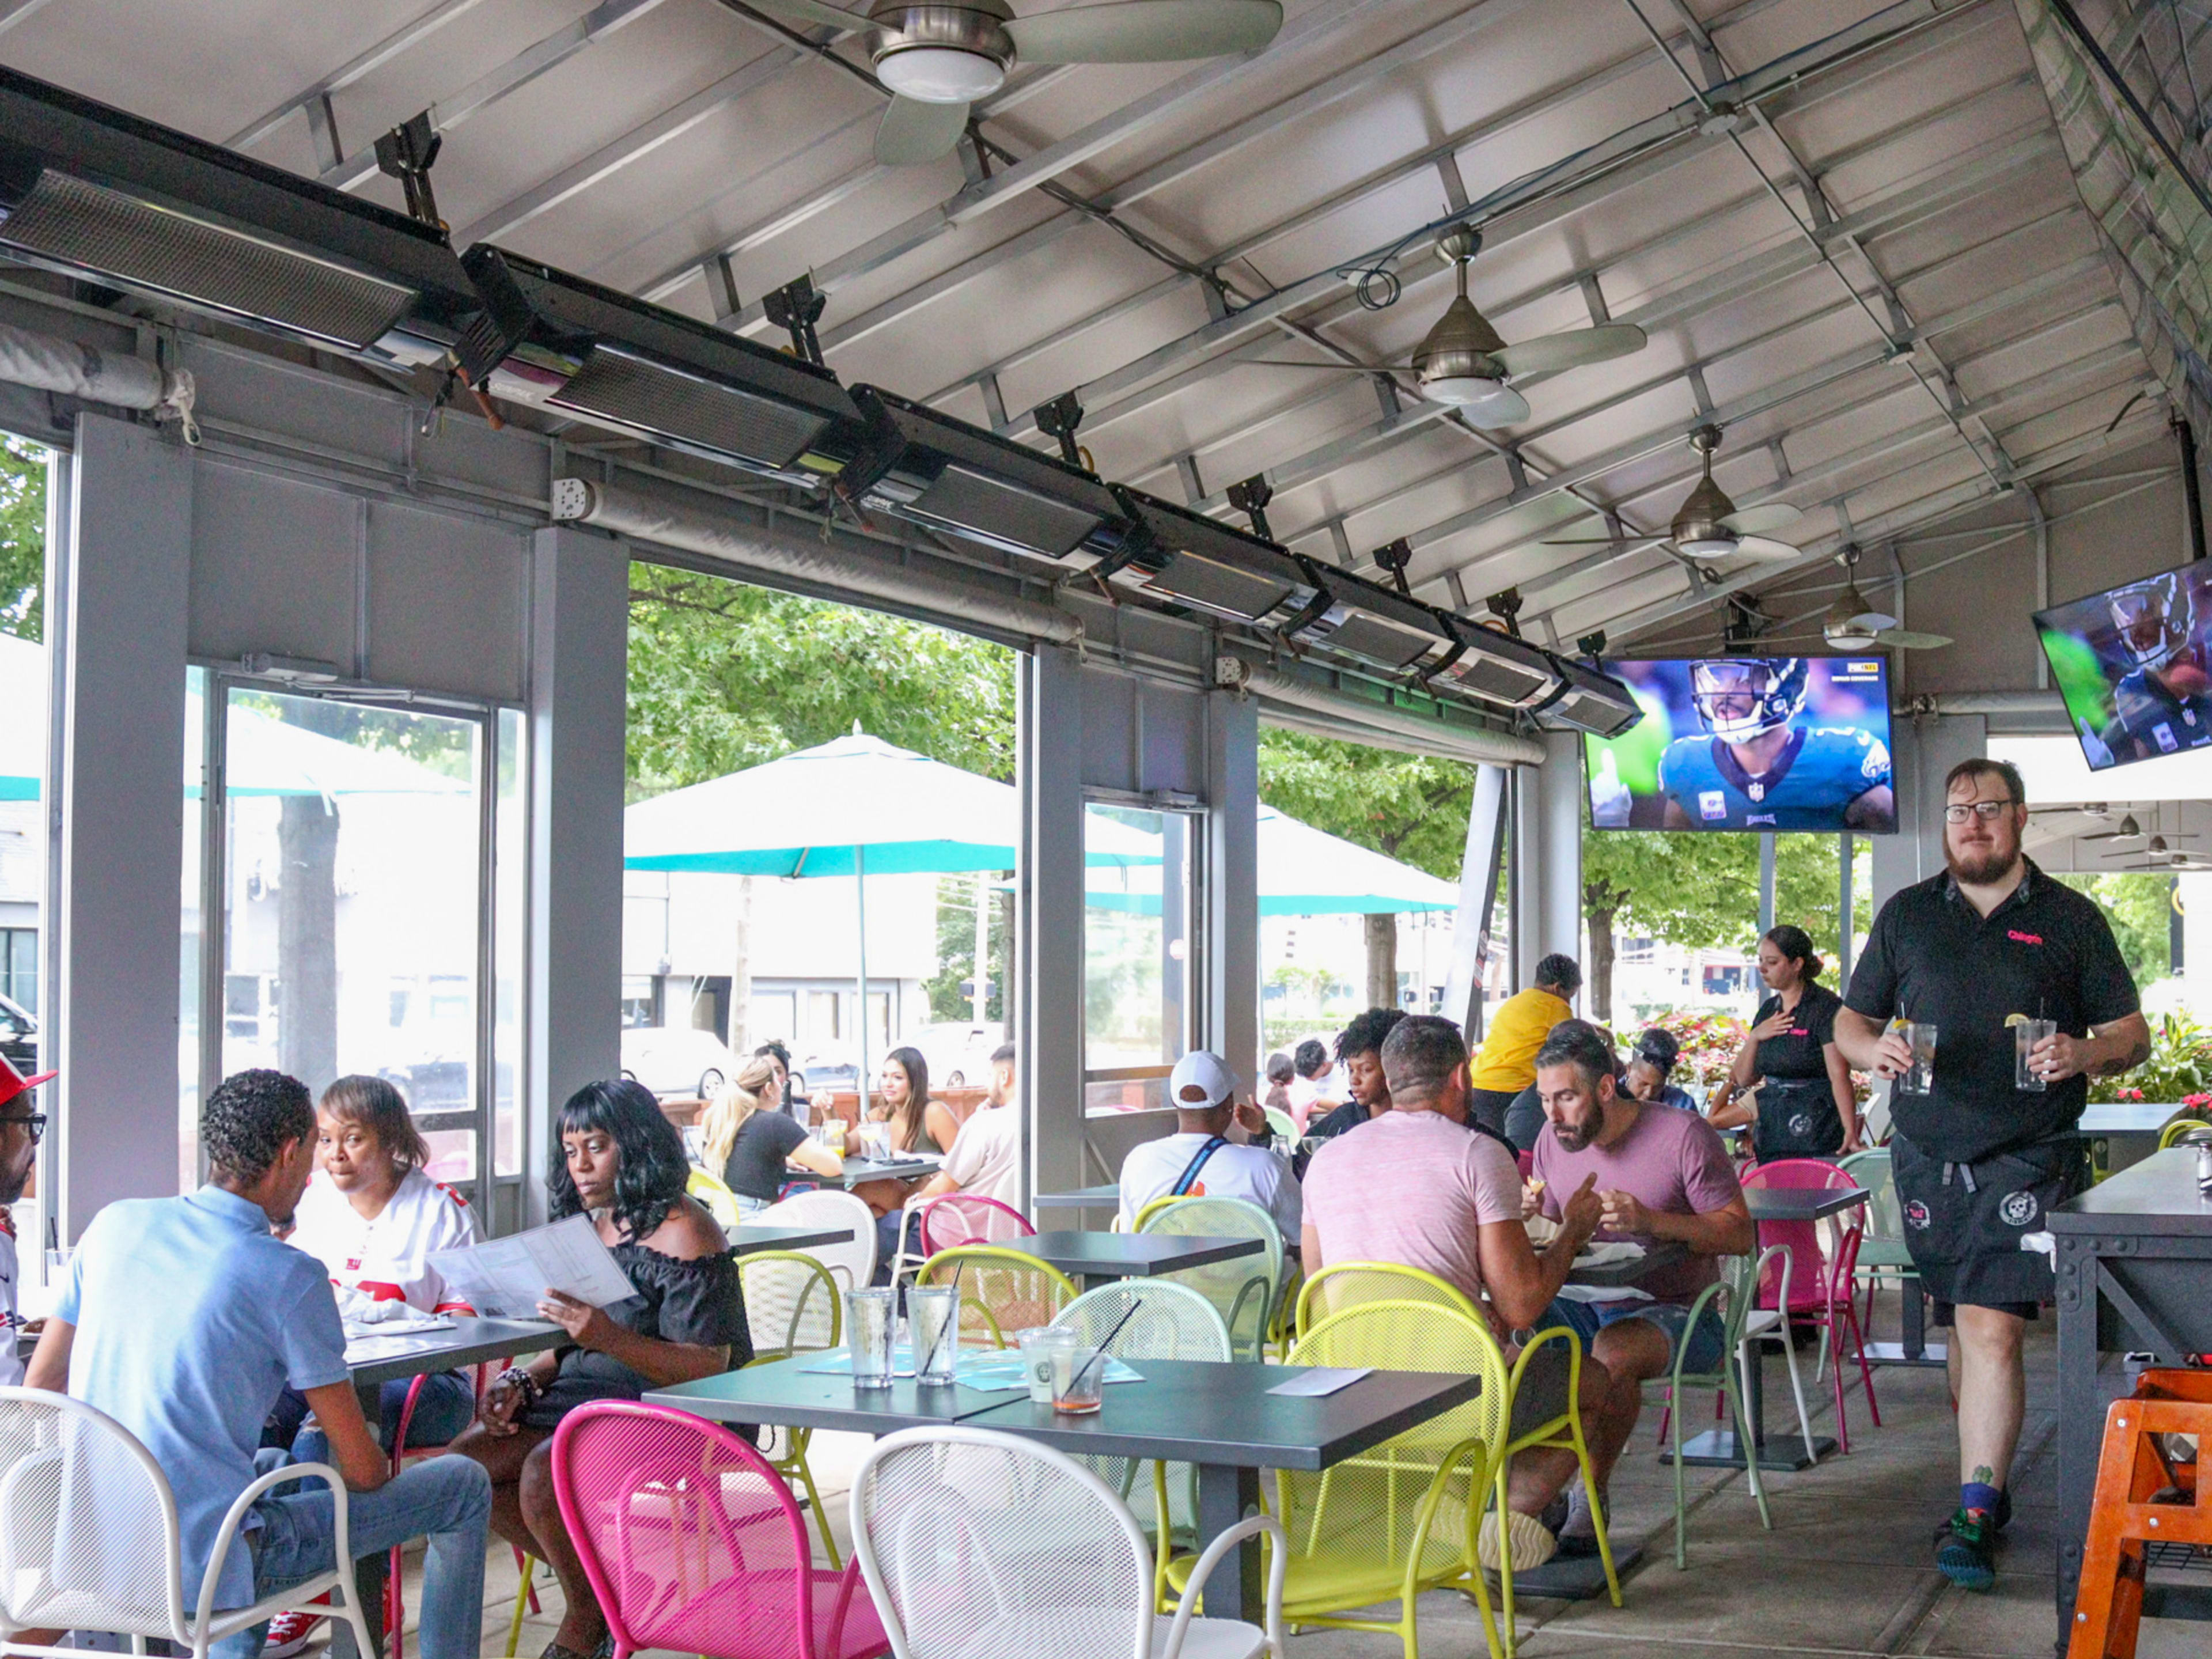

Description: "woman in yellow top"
1467 953 1581 1139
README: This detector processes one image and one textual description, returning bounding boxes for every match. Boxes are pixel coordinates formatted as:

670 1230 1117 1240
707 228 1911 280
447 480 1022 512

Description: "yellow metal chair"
1169 1297 1501 1659
1137 1194 1284 1359
2158 1114 2211 1149
739 1249 847 1567
684 1165 743 1229
914 1244 1077 1347
1285 1264 1620 1649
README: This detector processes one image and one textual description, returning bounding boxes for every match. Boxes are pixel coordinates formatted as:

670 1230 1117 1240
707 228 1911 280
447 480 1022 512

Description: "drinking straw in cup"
909 1285 960 1385
846 1288 895 1388
1051 1345 1108 1414
2014 1019 2056 1092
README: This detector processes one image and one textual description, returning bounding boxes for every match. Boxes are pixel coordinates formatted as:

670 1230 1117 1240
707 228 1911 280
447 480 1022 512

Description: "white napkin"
1555 1283 1654 1304
1573 1240 1647 1268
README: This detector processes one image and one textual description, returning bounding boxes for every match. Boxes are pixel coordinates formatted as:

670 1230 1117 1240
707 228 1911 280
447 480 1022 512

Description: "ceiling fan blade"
876 96 969 165
1729 535 1802 562
1491 323 1647 377
1719 502 1803 535
1005 0 1282 63
748 0 878 29
1539 537 1634 546
1455 384 1530 427
1876 628 1953 650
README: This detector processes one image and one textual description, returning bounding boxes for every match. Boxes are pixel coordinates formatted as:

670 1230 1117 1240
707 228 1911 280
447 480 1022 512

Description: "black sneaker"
1936 1508 1998 1591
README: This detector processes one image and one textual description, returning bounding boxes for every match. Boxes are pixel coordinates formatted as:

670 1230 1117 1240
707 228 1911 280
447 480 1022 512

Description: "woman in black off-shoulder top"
448 1080 751 1659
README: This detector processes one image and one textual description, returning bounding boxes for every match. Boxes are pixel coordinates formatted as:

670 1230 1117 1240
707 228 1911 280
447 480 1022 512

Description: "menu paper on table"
1267 1368 1371 1397
425 1214 636 1319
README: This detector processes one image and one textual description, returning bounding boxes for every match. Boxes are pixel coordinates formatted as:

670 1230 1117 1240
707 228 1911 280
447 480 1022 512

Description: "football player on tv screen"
1657 657 1893 831
2093 571 2212 766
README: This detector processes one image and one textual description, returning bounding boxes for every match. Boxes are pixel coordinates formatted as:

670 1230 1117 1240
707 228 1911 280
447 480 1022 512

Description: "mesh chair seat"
756 1189 879 1292
915 1246 1075 1347
1136 1197 1284 1359
909 1608 1265 1659
737 1251 845 1568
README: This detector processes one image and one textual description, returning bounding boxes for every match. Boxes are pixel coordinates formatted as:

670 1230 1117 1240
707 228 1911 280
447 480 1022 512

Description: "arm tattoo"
2092 1036 2152 1076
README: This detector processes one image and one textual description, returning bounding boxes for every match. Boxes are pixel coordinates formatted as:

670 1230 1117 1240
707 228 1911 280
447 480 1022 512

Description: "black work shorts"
1892 1132 2086 1311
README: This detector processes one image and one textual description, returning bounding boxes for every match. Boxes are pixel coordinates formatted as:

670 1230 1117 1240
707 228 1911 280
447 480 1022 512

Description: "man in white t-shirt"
0 1054 52 1388
1119 1051 1300 1238
911 1043 1022 1206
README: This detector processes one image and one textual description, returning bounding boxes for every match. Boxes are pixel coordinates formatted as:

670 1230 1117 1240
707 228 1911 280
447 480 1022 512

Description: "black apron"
1754 1074 1844 1159
1892 1131 2085 1309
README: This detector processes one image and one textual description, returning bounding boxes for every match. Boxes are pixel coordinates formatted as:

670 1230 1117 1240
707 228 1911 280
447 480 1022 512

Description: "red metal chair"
891 1192 1032 1285
550 1399 889 1659
1741 1158 1880 1451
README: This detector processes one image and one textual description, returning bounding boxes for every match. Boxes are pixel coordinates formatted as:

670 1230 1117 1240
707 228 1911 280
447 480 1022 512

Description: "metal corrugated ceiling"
0 0 2168 651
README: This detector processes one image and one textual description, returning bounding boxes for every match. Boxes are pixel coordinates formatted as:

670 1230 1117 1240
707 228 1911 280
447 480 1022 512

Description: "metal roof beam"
223 0 502 151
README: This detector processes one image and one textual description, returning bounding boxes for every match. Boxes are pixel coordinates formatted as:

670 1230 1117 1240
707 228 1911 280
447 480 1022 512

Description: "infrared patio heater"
0 66 481 368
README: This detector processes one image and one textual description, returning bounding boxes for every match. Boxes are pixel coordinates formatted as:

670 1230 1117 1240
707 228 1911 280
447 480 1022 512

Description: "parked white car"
902 1021 1006 1090
620 1025 737 1100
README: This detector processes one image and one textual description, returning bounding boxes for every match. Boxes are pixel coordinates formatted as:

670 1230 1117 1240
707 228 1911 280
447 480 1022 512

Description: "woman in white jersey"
281 1074 480 1450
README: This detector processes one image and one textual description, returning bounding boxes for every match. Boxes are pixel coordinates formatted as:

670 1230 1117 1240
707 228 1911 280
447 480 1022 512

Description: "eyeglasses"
1944 800 2018 823
0 1113 46 1143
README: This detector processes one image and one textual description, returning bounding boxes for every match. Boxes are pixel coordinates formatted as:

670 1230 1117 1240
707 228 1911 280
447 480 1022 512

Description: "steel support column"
1020 645 1086 1203
1442 763 1510 1037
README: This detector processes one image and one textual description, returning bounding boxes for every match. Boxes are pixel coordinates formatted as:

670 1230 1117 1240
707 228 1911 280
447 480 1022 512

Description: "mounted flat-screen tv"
2035 562 2212 771
1584 656 1895 832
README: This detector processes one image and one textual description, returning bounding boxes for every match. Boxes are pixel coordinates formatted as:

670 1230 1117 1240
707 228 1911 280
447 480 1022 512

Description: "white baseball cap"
1168 1050 1237 1111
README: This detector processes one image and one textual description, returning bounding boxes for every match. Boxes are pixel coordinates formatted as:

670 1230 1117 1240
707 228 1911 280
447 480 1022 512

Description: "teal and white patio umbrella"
624 732 1153 1112
0 634 41 802
1082 804 1459 916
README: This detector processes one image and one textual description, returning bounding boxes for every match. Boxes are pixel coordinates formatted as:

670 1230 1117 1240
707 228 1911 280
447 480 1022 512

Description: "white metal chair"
758 1187 880 1291
0 1387 378 1659
1733 1243 1817 1463
850 1424 1284 1659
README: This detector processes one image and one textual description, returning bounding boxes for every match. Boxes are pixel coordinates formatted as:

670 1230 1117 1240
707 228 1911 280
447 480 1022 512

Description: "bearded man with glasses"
1834 757 2149 1591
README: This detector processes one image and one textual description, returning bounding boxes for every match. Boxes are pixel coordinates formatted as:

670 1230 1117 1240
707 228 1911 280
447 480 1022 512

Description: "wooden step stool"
2069 1368 2209 1659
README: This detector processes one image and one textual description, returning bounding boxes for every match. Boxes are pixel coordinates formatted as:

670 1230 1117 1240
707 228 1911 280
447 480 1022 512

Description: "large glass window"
1083 803 1197 1113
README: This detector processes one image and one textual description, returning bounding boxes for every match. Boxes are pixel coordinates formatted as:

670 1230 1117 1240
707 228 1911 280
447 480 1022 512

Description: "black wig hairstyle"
548 1078 694 1241
1335 1006 1409 1065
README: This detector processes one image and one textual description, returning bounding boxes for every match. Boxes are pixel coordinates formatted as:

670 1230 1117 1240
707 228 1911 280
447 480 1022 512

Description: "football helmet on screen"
2110 572 2194 671
1688 657 1808 743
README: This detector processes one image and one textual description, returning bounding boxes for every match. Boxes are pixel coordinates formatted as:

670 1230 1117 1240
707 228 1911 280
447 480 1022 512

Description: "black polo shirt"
1843 859 2138 1162
1749 982 1842 1082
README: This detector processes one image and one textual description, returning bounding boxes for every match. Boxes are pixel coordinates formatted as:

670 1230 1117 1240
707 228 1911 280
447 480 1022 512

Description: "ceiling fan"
752 1 1286 164
1240 228 1646 425
2080 812 2146 842
2101 831 2200 859
1820 545 1950 652
1540 425 1802 562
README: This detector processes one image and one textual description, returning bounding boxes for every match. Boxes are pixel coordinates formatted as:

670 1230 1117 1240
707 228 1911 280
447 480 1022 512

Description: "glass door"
188 679 520 1221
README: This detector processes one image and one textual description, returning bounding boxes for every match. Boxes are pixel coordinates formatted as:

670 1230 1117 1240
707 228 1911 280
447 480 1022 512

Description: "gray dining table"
996 1229 1266 1291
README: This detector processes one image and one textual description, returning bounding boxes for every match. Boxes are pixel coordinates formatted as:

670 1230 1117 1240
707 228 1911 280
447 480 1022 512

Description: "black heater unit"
457 245 869 486
0 67 482 361
1536 657 1644 737
839 387 1128 561
1286 565 1457 675
1429 612 1565 710
1110 490 1320 626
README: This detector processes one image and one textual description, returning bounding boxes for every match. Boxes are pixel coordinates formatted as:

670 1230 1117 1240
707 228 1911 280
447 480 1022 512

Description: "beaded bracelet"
498 1366 543 1406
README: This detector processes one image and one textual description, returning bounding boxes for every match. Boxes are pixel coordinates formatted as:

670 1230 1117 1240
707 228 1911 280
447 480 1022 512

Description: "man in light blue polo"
24 1070 492 1659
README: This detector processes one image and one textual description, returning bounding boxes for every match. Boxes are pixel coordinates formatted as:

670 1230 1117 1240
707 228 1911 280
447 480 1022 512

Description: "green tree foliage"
626 563 1017 800
1 434 48 642
1252 729 1476 878
2054 872 2172 988
923 878 1010 1024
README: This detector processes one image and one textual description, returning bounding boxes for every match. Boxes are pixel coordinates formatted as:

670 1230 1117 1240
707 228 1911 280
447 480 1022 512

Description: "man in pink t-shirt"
1304 1015 1604 1571
1530 1020 1753 1548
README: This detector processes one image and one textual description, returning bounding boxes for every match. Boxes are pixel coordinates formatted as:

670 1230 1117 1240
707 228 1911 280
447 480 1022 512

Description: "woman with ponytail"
1718 924 1861 1157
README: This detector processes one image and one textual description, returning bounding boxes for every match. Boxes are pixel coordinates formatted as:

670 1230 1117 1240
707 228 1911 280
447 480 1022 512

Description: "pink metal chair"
550 1400 888 1659
891 1193 1032 1285
1741 1158 1881 1452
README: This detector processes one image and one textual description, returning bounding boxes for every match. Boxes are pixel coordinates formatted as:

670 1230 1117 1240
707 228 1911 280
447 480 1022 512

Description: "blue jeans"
211 1452 491 1659
269 1372 476 1457
1540 1296 1727 1376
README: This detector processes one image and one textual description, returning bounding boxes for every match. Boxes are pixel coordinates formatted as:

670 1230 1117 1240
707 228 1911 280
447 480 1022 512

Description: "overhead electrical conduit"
551 473 1084 646
0 320 198 435
1225 655 1547 767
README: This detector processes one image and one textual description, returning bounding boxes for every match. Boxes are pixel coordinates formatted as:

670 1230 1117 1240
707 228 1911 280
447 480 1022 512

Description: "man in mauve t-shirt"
1304 1016 1605 1571
1531 1020 1753 1544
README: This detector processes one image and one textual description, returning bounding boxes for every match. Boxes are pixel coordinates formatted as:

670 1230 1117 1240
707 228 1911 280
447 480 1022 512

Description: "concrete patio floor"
394 1293 2202 1659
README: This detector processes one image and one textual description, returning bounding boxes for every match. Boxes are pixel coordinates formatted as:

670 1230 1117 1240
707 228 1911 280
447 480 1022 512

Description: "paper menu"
425 1214 637 1319
1267 1368 1370 1397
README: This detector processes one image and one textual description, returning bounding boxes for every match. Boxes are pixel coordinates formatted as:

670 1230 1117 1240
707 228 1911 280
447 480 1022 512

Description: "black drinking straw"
1068 1298 1142 1395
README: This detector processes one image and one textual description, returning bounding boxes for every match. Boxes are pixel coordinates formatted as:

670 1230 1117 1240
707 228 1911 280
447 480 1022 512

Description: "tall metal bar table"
2050 1149 2212 1637
1667 1184 1868 1472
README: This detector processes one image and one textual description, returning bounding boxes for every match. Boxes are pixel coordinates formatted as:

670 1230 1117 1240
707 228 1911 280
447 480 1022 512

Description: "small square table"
1668 1183 1867 1473
648 1355 1023 1433
820 1154 941 1187
731 1223 856 1256
1032 1183 1122 1211
997 1230 1264 1291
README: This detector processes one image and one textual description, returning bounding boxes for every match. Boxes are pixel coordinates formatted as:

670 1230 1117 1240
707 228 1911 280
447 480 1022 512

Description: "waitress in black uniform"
1724 924 1861 1158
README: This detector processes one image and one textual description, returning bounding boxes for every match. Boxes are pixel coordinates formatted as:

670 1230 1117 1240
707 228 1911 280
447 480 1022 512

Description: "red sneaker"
262 1610 325 1658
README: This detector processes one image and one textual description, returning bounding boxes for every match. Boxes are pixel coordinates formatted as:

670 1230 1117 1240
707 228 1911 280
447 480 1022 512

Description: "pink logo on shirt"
2007 930 2044 945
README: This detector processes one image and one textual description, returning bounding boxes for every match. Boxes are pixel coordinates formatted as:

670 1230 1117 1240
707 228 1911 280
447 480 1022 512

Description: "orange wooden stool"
2068 1368 2210 1659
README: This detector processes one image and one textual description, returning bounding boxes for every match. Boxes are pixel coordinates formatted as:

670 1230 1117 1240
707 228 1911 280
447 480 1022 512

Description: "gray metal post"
1203 687 1259 1077
1020 646 1087 1201
1758 833 1777 934
1838 831 1854 989
1441 763 1508 1037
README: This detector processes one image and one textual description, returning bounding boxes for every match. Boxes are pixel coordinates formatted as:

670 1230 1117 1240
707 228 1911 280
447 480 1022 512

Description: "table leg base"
1195 1463 1262 1625
1500 1543 1641 1600
1663 1427 1834 1471
1863 1340 1947 1368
